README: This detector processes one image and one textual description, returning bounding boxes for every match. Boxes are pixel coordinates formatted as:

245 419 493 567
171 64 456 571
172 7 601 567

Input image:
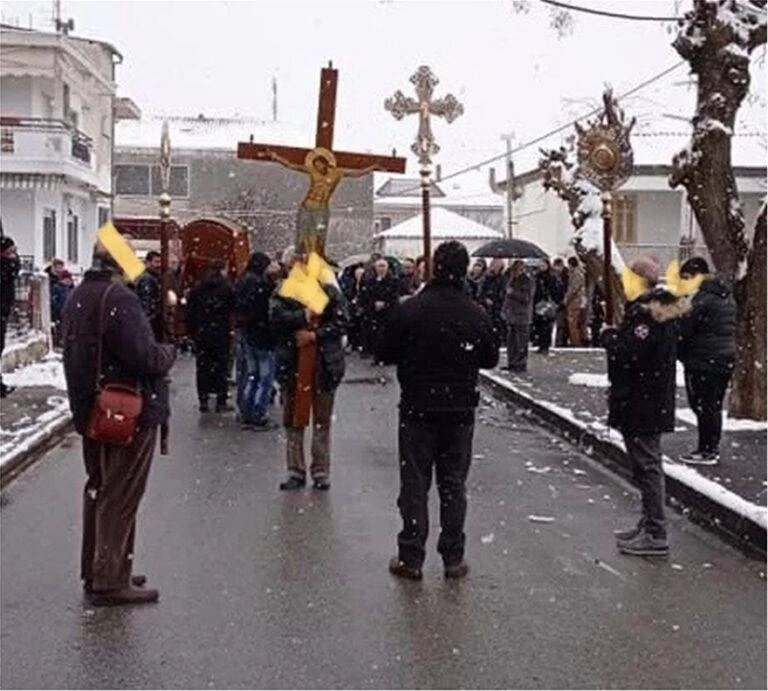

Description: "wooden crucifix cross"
237 62 406 430
238 61 406 258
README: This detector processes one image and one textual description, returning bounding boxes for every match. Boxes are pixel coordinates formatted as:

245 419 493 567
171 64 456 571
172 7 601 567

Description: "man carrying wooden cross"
239 63 405 490
270 252 347 490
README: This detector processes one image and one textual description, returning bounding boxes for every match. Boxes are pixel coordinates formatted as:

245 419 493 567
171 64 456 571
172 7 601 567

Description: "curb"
480 370 767 559
0 413 73 489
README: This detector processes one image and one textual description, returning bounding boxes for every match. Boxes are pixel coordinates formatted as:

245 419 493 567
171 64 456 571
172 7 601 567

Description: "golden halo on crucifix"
305 146 337 170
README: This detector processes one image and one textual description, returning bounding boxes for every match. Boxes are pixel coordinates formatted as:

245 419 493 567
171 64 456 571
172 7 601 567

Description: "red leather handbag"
85 285 143 446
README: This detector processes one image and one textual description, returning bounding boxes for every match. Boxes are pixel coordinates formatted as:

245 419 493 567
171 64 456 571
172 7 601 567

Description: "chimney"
435 164 442 182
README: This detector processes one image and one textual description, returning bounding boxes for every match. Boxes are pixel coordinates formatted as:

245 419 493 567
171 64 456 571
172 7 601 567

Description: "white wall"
0 189 34 256
636 190 683 245
1 76 32 115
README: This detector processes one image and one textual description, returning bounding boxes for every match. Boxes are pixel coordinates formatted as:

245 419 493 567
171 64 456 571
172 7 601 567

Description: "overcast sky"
2 0 765 180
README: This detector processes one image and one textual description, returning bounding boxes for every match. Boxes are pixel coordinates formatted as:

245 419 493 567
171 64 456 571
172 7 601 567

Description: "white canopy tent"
374 207 503 259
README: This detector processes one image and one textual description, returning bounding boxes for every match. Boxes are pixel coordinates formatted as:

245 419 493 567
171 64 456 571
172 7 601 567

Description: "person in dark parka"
359 257 399 358
270 276 348 490
478 258 507 345
61 247 176 606
376 241 499 581
676 257 736 465
185 261 235 412
135 251 164 343
234 251 278 428
533 258 557 353
1 235 21 398
601 257 689 557
501 259 534 372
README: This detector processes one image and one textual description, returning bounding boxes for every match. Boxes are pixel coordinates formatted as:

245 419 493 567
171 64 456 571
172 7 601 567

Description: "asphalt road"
1 356 765 689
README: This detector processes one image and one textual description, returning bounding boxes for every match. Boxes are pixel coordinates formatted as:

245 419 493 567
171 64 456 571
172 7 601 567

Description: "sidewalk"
0 354 72 484
480 348 767 556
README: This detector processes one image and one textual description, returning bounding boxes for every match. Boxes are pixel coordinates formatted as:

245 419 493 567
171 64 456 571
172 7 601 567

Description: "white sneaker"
679 450 719 465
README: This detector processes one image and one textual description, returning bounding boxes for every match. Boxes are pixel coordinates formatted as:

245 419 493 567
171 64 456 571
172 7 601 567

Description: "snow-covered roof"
116 115 310 151
373 169 504 209
375 177 446 197
375 207 503 240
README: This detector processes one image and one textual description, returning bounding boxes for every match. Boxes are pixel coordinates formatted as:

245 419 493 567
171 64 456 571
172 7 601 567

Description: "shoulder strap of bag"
94 283 116 390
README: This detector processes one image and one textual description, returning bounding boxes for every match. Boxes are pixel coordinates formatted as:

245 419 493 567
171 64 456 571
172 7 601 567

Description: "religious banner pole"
601 191 614 325
575 87 634 326
385 65 463 279
158 121 172 455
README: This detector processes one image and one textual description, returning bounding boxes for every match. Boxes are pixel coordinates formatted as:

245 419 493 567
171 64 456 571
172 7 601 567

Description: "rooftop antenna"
53 0 74 35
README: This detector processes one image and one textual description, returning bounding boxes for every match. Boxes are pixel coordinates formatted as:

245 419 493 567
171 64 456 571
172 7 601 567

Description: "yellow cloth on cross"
665 260 706 297
621 265 649 302
278 252 334 315
96 222 145 281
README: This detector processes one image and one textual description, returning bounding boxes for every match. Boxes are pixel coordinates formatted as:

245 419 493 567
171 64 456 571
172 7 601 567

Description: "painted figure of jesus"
268 146 379 257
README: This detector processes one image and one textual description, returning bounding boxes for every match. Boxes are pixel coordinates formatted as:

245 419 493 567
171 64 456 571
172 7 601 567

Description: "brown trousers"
81 427 157 590
282 387 335 480
567 307 585 347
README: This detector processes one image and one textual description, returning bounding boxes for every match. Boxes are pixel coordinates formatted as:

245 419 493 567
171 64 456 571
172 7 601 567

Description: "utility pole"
272 75 278 122
501 133 515 239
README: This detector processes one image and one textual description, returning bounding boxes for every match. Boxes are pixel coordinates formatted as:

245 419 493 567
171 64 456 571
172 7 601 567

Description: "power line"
539 0 682 21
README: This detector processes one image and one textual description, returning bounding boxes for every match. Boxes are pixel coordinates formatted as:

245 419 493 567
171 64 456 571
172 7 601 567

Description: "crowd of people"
0 226 734 605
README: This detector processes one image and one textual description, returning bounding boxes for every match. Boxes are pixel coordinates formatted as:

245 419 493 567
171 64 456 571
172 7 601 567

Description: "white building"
373 168 505 238
374 207 503 258
0 24 136 271
507 131 766 266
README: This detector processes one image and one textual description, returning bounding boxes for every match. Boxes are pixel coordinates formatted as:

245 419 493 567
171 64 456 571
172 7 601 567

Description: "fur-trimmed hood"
629 288 691 323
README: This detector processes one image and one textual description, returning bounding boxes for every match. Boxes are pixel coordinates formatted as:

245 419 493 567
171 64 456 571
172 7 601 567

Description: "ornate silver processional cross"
384 66 464 277
384 65 464 169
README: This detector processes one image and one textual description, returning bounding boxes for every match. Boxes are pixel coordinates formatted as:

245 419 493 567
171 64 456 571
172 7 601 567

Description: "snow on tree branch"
669 0 765 278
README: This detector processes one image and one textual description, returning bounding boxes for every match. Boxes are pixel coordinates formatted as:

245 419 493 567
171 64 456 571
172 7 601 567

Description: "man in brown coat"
61 249 176 606
564 256 587 346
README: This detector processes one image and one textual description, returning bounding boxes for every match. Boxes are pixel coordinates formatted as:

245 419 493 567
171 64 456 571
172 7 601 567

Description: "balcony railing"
0 116 94 168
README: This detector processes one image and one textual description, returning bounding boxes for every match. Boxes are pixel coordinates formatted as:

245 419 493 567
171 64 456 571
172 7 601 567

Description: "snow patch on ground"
4 355 67 391
0 396 71 470
676 408 768 432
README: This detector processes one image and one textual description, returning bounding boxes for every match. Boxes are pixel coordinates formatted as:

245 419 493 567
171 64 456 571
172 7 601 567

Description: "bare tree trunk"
730 204 766 419
670 0 766 420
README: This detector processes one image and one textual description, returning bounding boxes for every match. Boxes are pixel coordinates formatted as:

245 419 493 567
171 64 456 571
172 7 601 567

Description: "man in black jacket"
360 257 399 358
1 235 21 398
61 247 176 606
135 251 163 342
376 241 499 580
677 257 736 465
234 252 279 429
601 257 688 557
478 258 506 345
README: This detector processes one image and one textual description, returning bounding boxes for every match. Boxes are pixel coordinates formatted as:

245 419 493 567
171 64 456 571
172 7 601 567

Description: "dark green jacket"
269 284 348 392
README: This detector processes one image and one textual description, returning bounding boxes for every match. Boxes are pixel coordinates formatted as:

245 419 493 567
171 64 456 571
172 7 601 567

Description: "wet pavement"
494 349 767 506
1 355 765 689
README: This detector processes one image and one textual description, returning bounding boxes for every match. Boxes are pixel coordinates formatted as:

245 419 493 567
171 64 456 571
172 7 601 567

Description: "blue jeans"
240 343 275 422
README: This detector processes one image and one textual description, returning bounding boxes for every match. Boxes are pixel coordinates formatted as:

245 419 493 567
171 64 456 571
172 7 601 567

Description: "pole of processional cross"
385 66 464 279
575 88 635 327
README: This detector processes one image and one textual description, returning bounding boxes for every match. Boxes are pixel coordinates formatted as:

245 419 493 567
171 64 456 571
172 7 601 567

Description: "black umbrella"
472 238 548 259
